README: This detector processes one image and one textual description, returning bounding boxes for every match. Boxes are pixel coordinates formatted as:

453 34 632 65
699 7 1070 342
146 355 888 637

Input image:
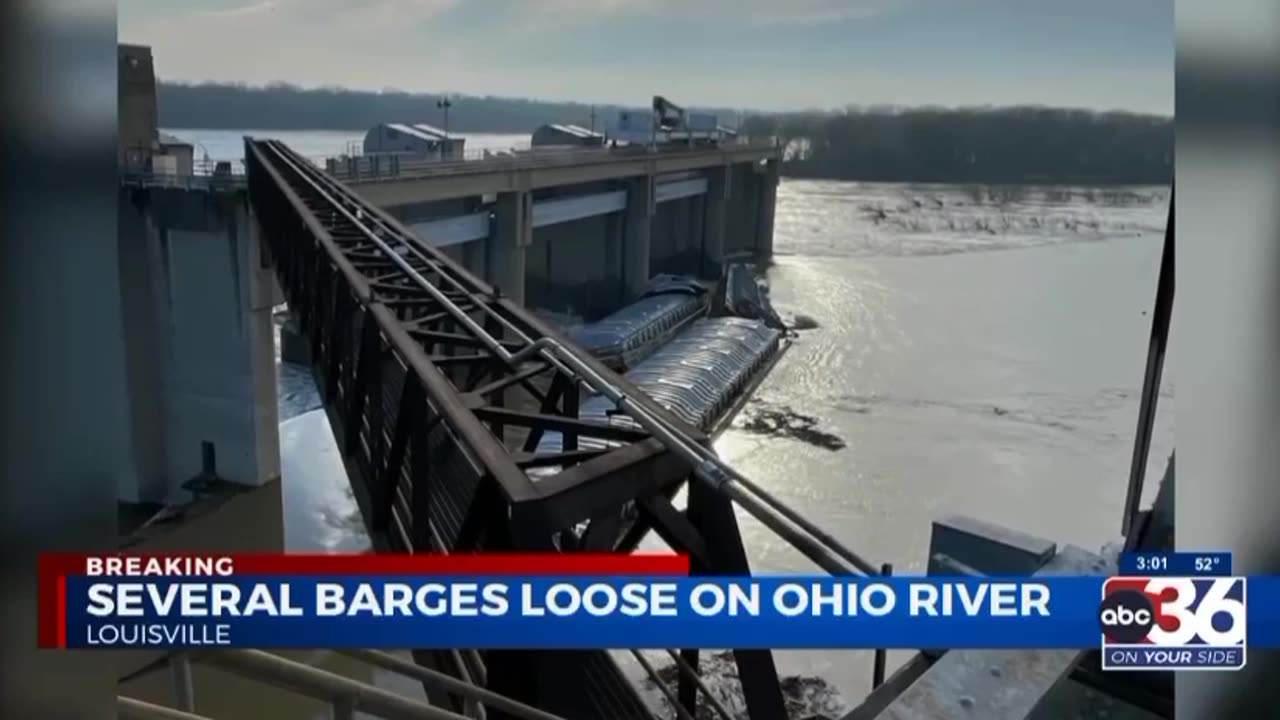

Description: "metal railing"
326 137 778 183
119 172 246 191
118 650 565 720
119 647 747 720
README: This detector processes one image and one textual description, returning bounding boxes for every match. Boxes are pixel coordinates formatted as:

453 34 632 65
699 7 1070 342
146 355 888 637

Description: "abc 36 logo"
1099 577 1246 645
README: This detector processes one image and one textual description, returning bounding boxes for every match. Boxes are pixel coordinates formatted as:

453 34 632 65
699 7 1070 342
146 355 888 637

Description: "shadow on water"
735 399 847 451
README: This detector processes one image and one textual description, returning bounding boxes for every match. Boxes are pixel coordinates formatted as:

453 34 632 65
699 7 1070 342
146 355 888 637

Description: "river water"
154 129 1174 718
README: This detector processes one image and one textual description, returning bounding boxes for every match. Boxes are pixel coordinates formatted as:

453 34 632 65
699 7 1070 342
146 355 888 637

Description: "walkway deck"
333 140 779 204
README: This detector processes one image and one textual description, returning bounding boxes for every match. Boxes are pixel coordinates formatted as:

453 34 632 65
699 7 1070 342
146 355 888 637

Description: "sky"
118 0 1174 115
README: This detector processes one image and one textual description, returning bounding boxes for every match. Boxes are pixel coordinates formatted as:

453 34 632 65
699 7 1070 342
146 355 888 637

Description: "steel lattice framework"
244 138 803 719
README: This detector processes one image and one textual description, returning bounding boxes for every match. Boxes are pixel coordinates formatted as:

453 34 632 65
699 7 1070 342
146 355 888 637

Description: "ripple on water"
774 180 1167 260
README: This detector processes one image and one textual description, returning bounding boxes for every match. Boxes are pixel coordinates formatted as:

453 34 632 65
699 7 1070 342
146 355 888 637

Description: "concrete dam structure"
327 141 781 322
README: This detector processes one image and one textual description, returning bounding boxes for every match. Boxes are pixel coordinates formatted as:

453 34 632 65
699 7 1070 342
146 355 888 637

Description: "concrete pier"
491 190 532 304
116 183 281 505
757 159 779 260
623 175 654 301
702 165 730 277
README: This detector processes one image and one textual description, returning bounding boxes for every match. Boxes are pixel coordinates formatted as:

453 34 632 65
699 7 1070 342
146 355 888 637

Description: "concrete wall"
114 483 284 680
116 186 280 504
649 194 703 278
724 164 762 257
375 158 776 319
170 146 194 176
118 44 157 171
439 242 466 266
460 237 487 279
526 213 620 320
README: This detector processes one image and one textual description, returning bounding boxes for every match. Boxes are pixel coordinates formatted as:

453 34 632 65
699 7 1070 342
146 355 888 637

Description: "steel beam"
246 137 709 719
532 189 626 228
655 177 708 204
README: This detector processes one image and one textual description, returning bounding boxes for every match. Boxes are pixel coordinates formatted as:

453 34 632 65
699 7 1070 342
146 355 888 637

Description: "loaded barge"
555 271 789 442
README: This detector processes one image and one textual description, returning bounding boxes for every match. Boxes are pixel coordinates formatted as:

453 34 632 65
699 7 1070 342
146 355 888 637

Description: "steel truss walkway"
244 138 880 720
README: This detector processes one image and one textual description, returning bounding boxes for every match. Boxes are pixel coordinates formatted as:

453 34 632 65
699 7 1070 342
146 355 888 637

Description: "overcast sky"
118 0 1173 115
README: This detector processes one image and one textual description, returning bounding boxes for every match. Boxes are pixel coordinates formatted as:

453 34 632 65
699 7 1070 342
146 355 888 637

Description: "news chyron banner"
37 552 1280 663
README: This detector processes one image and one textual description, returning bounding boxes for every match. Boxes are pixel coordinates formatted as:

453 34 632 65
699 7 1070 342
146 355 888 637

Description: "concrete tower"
118 44 158 171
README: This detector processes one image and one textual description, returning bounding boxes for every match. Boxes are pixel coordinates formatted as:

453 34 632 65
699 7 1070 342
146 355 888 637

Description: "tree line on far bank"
741 107 1172 185
158 82 1172 185
155 81 665 134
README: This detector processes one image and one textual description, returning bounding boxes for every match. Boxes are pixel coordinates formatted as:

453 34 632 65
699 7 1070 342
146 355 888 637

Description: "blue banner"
64 575 1280 650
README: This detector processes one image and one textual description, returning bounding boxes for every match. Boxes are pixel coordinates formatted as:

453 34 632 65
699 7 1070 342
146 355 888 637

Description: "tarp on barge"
566 275 709 371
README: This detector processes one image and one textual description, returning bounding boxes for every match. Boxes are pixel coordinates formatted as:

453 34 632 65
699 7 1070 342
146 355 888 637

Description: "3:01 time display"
1132 555 1169 572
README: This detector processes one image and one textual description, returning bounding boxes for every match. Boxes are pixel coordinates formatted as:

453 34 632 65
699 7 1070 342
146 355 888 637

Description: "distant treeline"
742 108 1173 185
156 81 715 133
158 82 1173 184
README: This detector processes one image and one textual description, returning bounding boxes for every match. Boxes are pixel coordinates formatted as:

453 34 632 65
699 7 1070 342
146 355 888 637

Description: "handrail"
120 172 246 190
200 649 470 720
117 697 212 720
330 140 778 183
131 647 560 720
339 650 566 720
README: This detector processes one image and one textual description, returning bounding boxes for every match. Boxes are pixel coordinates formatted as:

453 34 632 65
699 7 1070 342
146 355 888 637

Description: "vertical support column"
702 164 730 279
756 158 779 260
686 193 703 275
604 209 625 308
623 174 654 301
459 196 488 280
491 190 531 305
244 205 283 493
686 475 789 719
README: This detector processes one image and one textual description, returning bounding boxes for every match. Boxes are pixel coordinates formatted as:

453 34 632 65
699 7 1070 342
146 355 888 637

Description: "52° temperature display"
1119 552 1233 577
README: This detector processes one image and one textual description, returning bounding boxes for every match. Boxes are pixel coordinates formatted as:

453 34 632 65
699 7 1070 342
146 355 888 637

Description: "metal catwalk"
244 138 879 720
